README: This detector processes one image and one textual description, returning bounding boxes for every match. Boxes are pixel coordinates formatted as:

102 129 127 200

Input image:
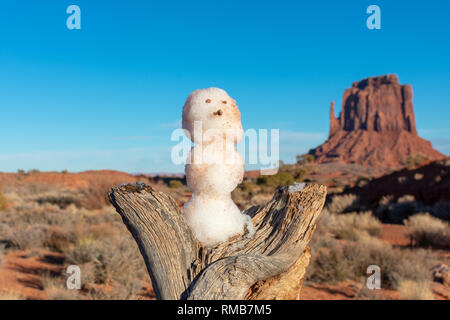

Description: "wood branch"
109 182 326 300
244 246 311 300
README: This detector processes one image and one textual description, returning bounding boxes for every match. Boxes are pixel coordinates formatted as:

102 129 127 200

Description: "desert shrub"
0 187 7 211
293 167 308 181
6 210 79 251
397 195 416 203
403 153 429 169
324 193 359 215
405 213 450 249
247 192 273 207
375 194 426 223
44 226 78 252
414 173 424 180
321 211 381 240
10 224 49 250
9 207 77 229
306 246 354 284
397 280 434 300
0 187 148 299
378 195 394 206
355 177 370 188
348 238 433 289
28 169 41 174
0 244 5 267
169 180 182 189
296 154 315 165
256 171 294 188
65 234 146 299
41 274 79 300
240 181 254 193
0 222 12 246
292 154 315 180
86 272 143 300
65 236 99 265
91 236 146 284
80 206 121 225
307 235 435 289
340 237 399 286
391 248 436 285
308 232 338 252
110 275 143 300
32 189 85 209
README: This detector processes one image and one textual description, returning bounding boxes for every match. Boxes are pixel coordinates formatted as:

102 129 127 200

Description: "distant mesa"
309 74 444 168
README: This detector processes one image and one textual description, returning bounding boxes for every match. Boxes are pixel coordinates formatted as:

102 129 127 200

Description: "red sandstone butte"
309 74 444 168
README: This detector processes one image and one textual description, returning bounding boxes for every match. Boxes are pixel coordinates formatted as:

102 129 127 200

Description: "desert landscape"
1 75 449 300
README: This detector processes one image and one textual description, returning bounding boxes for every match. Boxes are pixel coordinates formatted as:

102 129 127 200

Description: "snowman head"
182 87 244 144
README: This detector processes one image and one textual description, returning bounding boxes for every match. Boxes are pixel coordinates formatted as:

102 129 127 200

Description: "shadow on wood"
109 182 327 300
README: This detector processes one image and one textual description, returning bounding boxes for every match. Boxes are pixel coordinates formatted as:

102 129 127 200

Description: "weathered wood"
109 182 326 300
245 247 312 300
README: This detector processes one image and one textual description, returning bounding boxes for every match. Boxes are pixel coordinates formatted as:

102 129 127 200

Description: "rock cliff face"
309 75 444 168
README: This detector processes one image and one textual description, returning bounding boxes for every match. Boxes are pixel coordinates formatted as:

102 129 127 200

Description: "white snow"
288 182 306 194
182 87 253 246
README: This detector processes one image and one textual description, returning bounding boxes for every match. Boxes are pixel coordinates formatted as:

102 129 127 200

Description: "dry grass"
320 211 381 240
10 224 49 250
1 171 447 300
41 274 80 300
405 213 450 249
0 187 7 211
397 280 434 300
0 187 148 300
63 230 147 299
324 193 359 215
0 289 24 300
307 233 436 290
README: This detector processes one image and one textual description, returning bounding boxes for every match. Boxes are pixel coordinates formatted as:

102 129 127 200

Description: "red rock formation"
328 101 339 138
310 75 444 168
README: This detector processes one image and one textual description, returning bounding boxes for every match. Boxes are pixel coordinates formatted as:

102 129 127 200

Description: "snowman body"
182 88 250 246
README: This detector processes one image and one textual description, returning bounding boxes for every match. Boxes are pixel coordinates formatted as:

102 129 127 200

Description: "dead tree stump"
109 182 326 300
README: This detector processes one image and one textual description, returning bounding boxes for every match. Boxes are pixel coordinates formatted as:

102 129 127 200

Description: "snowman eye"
222 101 227 104
205 99 211 103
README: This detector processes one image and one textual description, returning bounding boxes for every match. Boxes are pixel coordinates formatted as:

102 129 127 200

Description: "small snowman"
182 87 253 246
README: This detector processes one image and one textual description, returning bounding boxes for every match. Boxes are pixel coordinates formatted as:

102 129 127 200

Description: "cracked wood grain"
109 183 326 300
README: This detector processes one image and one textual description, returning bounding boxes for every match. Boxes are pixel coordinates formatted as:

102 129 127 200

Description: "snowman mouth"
213 109 223 116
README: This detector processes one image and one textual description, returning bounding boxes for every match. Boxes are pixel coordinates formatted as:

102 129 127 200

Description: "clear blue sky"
0 0 449 173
